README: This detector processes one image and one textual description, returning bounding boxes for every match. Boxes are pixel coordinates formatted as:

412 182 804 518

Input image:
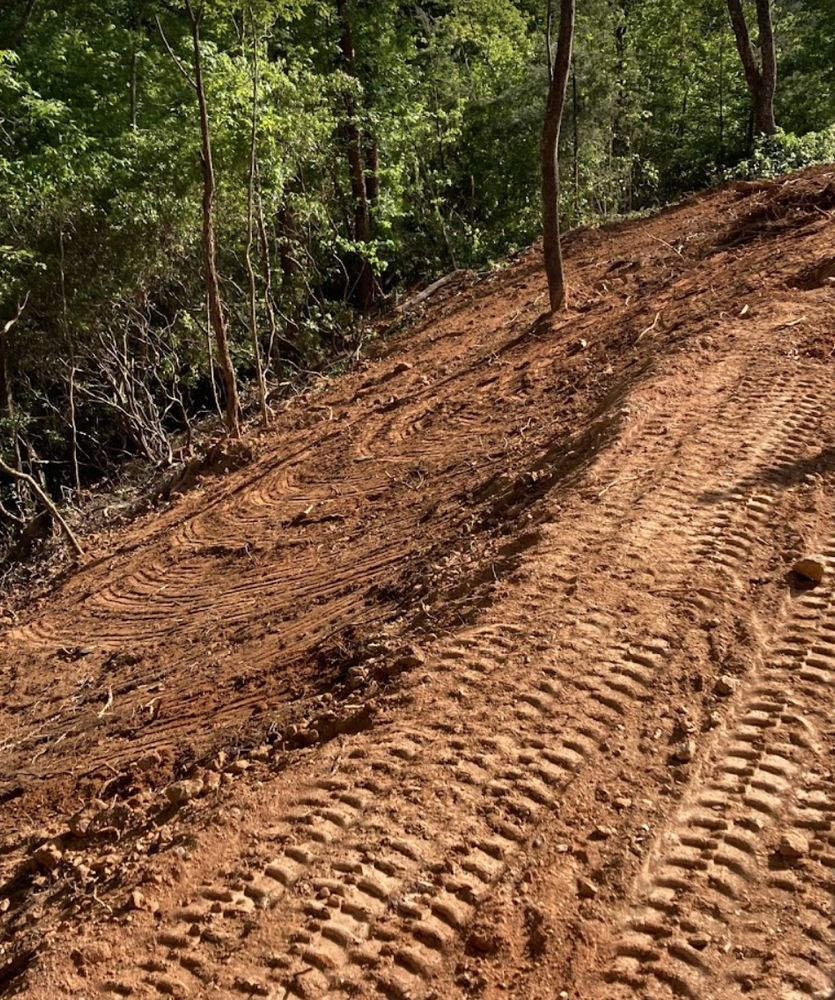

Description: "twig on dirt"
396 269 470 314
651 586 724 598
596 471 649 498
97 686 114 718
330 740 344 775
780 315 807 328
641 227 684 259
89 886 113 915
636 311 662 343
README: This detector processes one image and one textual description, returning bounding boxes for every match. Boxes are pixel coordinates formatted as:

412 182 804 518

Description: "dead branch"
0 457 84 556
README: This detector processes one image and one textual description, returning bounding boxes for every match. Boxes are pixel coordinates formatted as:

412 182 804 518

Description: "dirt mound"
1 166 835 1000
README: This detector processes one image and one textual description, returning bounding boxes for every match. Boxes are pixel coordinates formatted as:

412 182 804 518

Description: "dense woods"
1 0 834 536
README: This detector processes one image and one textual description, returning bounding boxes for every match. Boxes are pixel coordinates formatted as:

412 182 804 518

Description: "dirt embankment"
1 167 835 1000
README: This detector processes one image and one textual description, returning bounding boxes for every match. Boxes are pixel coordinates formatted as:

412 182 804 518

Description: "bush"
731 126 835 180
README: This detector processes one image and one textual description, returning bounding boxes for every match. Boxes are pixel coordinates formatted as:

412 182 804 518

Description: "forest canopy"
1 0 834 528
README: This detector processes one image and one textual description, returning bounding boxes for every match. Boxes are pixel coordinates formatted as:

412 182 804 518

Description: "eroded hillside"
2 168 835 1000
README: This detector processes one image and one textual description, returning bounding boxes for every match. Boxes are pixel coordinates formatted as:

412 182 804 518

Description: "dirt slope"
2 167 835 1000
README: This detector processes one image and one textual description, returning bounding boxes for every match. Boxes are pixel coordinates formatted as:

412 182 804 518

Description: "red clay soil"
1 167 835 1000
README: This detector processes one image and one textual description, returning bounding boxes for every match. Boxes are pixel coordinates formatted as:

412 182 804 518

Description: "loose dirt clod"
165 779 204 804
714 675 738 696
792 557 825 583
32 839 63 871
779 833 809 859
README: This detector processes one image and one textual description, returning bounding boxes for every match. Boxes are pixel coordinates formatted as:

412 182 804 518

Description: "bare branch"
0 457 83 556
156 15 197 90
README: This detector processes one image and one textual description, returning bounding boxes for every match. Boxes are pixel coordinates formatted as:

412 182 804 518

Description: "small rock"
225 759 251 775
165 779 204 805
688 934 710 950
714 675 737 697
468 930 500 955
392 361 413 375
778 833 808 859
708 711 722 728
32 839 63 871
392 645 426 671
792 557 825 584
128 889 146 910
613 796 632 811
589 826 615 840
673 740 695 764
577 877 598 899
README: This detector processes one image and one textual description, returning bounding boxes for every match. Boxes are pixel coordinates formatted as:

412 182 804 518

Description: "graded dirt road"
1 169 835 1000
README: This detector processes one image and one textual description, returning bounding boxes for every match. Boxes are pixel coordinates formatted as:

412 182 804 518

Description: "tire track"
600 544 835 1000
97 359 834 1000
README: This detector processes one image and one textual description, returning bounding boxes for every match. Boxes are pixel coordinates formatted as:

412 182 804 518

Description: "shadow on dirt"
697 445 835 506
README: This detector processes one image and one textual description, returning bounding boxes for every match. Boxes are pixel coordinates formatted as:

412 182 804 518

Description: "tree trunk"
336 0 374 313
246 14 269 427
726 0 777 137
541 0 576 314
184 0 240 437
754 0 777 135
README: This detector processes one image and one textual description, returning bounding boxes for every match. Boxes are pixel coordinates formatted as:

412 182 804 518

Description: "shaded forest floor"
1 166 835 1000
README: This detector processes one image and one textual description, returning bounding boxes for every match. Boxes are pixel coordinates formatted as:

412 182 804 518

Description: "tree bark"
336 0 374 313
541 0 576 314
726 0 777 137
184 0 241 436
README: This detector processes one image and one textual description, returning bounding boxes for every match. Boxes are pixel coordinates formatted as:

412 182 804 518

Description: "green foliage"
0 0 833 516
731 126 835 180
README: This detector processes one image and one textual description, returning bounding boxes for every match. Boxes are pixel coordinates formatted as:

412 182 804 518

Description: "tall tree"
336 0 374 313
726 0 777 137
542 0 576 313
159 3 242 437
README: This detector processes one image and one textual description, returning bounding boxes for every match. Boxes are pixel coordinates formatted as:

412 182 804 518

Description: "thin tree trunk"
754 0 777 135
68 367 81 493
718 38 725 164
336 0 374 313
184 0 241 436
129 48 139 129
541 0 576 314
725 0 776 137
571 56 579 220
0 295 27 420
0 328 11 421
204 295 223 422
255 182 279 373
0 457 83 556
58 228 81 492
245 12 269 426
